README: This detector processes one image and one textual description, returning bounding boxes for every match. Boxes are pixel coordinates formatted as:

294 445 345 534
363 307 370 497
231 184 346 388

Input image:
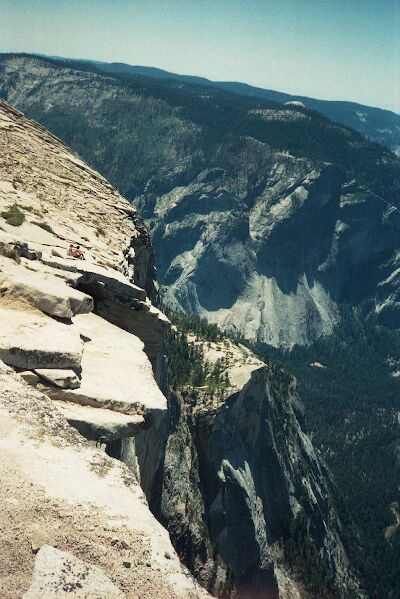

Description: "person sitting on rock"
67 243 85 260
75 245 85 260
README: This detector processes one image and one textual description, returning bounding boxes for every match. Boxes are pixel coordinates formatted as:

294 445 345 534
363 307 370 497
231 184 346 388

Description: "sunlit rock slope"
0 99 208 598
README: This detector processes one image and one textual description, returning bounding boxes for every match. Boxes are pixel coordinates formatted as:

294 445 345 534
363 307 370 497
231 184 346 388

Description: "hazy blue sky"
1 0 399 112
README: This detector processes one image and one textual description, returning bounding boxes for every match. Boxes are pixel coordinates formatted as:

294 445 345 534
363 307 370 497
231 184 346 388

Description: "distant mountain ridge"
36 53 400 155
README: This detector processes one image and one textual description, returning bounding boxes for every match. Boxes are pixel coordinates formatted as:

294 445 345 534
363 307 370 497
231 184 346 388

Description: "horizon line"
2 49 399 116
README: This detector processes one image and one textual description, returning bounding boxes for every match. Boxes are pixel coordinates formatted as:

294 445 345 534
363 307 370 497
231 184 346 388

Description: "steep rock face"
135 338 361 599
144 159 400 347
0 100 211 597
148 160 340 347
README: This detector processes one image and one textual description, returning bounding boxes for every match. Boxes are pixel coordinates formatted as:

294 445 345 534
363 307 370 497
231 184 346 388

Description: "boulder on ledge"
53 400 145 441
0 304 83 370
34 368 81 389
47 312 167 423
0 257 94 318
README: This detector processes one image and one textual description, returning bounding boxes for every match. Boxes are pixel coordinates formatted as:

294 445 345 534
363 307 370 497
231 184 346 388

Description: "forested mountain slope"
1 53 400 348
41 54 400 155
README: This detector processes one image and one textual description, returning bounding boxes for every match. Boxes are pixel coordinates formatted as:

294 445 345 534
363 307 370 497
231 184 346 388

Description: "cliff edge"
0 100 208 598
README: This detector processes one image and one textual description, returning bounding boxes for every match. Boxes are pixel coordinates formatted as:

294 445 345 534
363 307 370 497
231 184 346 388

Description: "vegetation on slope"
1 204 25 226
283 508 338 597
165 311 230 390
